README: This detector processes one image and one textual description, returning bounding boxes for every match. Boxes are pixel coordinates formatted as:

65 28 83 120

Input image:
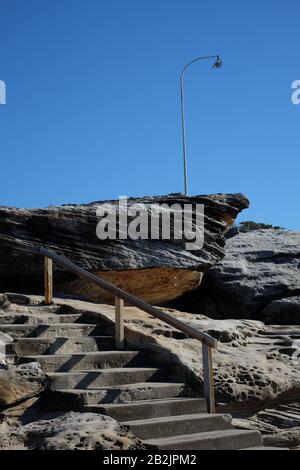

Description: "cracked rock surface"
182 229 300 322
0 412 145 450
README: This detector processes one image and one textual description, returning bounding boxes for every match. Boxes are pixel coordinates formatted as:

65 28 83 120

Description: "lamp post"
180 55 223 196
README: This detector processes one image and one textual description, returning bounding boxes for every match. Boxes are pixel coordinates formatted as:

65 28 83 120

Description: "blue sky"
0 0 299 230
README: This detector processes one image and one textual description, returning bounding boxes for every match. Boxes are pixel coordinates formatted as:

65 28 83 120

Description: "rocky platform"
0 193 248 304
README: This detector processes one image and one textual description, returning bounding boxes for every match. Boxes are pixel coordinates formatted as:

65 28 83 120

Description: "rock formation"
233 402 300 449
175 229 300 322
0 193 249 304
0 412 145 450
0 362 49 406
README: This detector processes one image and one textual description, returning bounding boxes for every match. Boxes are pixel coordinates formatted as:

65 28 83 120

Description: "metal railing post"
202 343 216 413
44 256 53 305
115 296 124 350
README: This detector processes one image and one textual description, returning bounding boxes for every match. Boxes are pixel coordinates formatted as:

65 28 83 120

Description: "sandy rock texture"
0 193 248 304
233 402 300 448
0 362 49 407
183 229 300 322
0 412 145 450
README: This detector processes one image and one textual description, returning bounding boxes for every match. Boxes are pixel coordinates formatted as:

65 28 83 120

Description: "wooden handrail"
27 245 217 412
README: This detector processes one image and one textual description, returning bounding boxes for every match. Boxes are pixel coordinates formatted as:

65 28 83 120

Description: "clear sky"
0 0 299 230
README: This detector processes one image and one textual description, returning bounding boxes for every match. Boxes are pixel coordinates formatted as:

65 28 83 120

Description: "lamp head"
213 55 223 68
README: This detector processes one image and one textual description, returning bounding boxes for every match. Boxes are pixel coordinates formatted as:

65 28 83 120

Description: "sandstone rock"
262 296 300 325
0 416 25 449
233 402 300 448
0 193 248 304
0 362 49 407
122 309 300 405
0 412 145 450
194 229 300 320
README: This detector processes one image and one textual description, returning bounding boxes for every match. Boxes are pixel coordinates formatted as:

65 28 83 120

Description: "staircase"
0 297 267 450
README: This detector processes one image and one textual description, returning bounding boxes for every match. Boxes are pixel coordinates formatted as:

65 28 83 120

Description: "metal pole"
180 55 222 196
180 73 188 196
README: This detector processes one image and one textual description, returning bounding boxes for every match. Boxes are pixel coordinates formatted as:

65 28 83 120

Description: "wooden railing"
30 246 217 413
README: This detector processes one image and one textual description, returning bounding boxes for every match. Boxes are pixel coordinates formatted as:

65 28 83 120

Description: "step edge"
144 429 261 446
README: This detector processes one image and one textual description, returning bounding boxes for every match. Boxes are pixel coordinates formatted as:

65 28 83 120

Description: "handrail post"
44 256 53 305
115 297 124 350
202 343 216 413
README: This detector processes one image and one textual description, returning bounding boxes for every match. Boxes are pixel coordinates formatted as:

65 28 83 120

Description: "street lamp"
180 55 223 195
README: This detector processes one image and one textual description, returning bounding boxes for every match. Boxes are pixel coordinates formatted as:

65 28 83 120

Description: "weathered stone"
233 402 300 448
0 412 145 450
0 362 49 407
262 296 300 325
0 193 248 304
193 229 300 320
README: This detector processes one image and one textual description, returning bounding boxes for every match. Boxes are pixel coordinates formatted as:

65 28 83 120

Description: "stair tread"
84 397 205 414
15 336 114 341
21 351 139 358
121 413 223 426
85 397 205 409
144 428 261 446
242 447 288 450
48 367 162 375
55 382 185 392
0 323 98 327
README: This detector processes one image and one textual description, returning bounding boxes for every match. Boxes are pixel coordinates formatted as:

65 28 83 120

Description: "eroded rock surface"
233 402 300 448
0 362 49 406
262 296 300 325
189 229 300 321
0 412 145 450
0 193 248 304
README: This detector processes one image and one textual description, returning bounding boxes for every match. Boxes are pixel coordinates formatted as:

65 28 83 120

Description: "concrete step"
49 367 166 389
122 413 233 439
242 447 288 450
19 350 149 372
0 313 85 325
51 382 188 405
84 397 207 421
7 336 115 355
0 323 103 339
144 429 262 450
